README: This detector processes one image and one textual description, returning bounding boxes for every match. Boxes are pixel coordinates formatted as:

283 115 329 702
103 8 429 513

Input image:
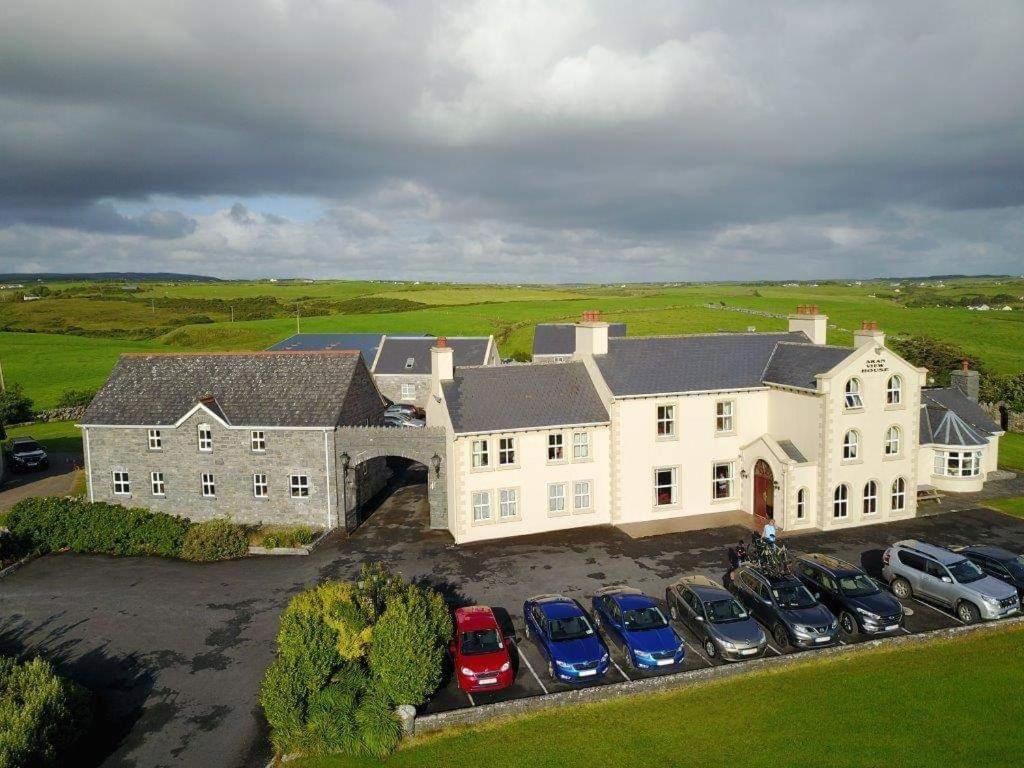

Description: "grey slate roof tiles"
374 336 490 374
922 388 1000 435
533 323 627 356
268 333 406 364
777 439 809 463
761 342 853 390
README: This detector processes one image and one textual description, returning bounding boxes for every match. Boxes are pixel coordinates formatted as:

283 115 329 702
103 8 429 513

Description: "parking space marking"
466 692 476 707
909 597 965 625
900 627 912 635
686 639 713 667
611 659 632 682
515 643 549 695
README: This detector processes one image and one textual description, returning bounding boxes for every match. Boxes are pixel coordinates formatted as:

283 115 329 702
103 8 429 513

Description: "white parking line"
515 643 549 695
611 659 631 682
466 692 476 707
910 597 965 625
686 640 713 666
900 627 912 635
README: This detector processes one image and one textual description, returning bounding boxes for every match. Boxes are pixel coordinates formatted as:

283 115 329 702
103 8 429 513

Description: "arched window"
842 430 860 460
844 378 863 409
833 484 849 518
884 425 902 456
891 477 906 511
863 480 877 514
886 375 903 406
796 487 807 519
197 423 213 452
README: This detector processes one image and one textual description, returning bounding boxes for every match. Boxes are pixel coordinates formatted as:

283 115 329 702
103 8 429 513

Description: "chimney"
574 310 609 356
430 336 454 397
788 305 828 345
853 320 885 349
950 358 980 402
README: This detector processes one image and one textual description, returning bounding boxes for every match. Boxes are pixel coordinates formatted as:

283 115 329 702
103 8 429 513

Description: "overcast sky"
2 1 1023 282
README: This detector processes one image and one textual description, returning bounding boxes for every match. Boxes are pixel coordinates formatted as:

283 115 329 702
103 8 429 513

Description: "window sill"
710 495 737 505
841 458 863 466
653 503 681 512
497 515 521 524
471 517 495 527
114 493 132 499
546 458 567 466
843 407 864 414
883 454 903 462
572 507 594 516
884 404 905 411
714 431 736 438
656 434 679 442
252 449 267 454
496 463 520 471
571 455 593 464
469 465 493 473
547 509 570 518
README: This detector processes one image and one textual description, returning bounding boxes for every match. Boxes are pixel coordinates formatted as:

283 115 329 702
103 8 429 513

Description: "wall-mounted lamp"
740 469 749 479
773 480 781 490
340 452 350 475
430 453 442 477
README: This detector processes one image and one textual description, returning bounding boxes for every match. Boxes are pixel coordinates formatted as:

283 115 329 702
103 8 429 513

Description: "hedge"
180 519 249 562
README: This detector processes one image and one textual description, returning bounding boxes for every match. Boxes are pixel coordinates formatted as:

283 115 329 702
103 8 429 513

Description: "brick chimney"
787 305 828 345
431 336 454 397
853 320 885 349
950 358 980 402
575 310 610 356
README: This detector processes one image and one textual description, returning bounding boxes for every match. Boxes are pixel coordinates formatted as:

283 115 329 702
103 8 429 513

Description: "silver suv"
882 540 1020 623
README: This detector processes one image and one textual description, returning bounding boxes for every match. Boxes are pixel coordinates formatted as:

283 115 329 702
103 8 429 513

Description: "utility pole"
230 306 234 323
0 358 5 392
296 303 300 333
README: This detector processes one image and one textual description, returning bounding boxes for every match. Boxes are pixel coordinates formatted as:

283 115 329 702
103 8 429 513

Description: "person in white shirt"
762 516 777 543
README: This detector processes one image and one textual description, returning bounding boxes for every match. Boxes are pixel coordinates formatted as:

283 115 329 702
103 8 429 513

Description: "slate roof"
442 362 609 434
82 352 385 427
268 333 413 364
594 332 814 397
761 342 853 391
922 388 1000 434
777 439 808 463
919 405 988 446
374 336 492 374
533 323 627 357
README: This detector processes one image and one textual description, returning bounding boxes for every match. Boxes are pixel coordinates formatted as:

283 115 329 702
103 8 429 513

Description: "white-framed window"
935 450 983 477
147 429 162 450
290 474 310 498
150 472 165 496
198 424 213 452
844 378 863 409
573 480 592 511
656 404 676 437
833 484 849 518
863 480 877 514
796 487 807 519
498 437 516 466
472 491 492 522
547 483 567 514
201 472 216 498
253 473 269 498
498 488 518 519
251 430 266 452
884 425 901 456
842 430 860 460
572 431 590 459
712 462 734 500
471 439 489 468
891 476 906 511
112 470 130 495
715 400 734 433
886 375 903 406
547 433 564 461
400 382 417 400
654 467 678 506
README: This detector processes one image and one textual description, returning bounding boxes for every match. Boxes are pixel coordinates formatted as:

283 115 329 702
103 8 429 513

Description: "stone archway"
336 426 447 532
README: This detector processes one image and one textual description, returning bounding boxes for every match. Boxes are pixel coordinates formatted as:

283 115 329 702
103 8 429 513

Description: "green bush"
353 689 401 759
253 526 315 549
259 658 307 755
0 656 92 768
179 519 248 562
0 383 34 425
55 389 97 408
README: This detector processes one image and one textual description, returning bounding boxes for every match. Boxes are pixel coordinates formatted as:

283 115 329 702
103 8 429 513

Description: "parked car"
523 594 610 683
883 540 1020 623
665 575 767 661
385 403 425 419
726 564 839 651
5 437 49 473
450 606 514 693
794 554 904 637
383 412 426 428
953 545 1024 600
590 586 684 670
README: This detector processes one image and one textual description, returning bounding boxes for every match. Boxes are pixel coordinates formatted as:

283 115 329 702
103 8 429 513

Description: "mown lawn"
293 624 1024 768
4 420 82 456
999 431 1024 473
987 497 1024 519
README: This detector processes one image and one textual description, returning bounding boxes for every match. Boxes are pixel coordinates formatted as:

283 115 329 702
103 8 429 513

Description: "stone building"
371 335 500 408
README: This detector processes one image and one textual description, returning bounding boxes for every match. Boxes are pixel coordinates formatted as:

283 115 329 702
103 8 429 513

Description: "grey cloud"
0 201 196 239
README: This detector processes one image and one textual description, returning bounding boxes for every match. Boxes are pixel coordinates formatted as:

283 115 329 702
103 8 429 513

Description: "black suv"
5 437 49 473
794 553 904 637
954 545 1024 600
726 563 839 651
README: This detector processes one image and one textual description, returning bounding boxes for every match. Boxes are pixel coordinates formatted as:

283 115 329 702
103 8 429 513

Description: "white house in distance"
427 307 1004 544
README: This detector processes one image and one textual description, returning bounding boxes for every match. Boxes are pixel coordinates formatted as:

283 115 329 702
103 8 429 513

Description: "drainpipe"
323 429 333 529
84 427 94 503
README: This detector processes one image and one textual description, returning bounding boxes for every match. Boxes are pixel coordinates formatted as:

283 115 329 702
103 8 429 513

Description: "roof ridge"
120 350 360 357
610 331 797 342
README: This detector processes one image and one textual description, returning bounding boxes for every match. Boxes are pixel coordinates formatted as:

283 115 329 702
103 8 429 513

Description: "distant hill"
0 272 222 283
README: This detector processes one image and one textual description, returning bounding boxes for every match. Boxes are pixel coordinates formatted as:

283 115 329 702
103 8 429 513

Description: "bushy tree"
0 383 33 426
889 336 984 387
980 373 1024 412
179 519 248 561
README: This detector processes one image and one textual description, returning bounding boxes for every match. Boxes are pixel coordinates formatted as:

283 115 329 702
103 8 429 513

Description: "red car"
450 606 514 693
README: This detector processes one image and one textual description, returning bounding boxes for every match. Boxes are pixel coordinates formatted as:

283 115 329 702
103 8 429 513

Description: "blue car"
591 586 685 670
523 594 610 683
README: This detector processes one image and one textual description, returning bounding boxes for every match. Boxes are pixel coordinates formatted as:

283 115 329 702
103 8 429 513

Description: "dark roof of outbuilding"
761 342 853 390
922 388 1000 434
593 332 813 396
373 336 491 374
532 323 627 356
81 352 385 427
268 333 408 364
441 362 609 434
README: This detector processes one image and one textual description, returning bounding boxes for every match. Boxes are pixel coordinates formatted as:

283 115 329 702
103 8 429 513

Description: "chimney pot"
436 336 447 348
961 357 969 371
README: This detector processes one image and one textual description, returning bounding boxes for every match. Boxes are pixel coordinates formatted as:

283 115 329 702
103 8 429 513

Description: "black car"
794 553 904 637
665 575 767 661
5 437 49 473
726 564 839 651
954 545 1024 600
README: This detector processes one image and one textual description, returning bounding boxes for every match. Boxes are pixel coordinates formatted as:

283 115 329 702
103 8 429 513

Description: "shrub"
303 665 366 756
0 656 92 768
55 389 97 408
251 526 315 549
179 519 248 562
353 689 401 759
0 383 33 425
259 658 307 755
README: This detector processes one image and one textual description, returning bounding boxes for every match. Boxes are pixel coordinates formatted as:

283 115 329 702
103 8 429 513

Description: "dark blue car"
591 586 685 670
523 594 610 682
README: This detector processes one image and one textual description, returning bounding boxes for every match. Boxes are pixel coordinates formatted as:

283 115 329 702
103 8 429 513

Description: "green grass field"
3 420 81 456
999 432 1024 473
293 624 1024 768
987 497 1024 518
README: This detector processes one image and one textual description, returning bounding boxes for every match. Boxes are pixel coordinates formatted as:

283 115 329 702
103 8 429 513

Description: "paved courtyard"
2 471 1024 767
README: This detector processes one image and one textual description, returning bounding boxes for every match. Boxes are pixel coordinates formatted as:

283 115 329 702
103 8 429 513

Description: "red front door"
754 460 774 520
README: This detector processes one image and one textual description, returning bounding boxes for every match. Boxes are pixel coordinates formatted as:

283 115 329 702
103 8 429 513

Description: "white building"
427 308 1004 544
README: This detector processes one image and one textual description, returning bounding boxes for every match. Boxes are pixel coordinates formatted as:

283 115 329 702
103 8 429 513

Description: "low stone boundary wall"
248 528 334 556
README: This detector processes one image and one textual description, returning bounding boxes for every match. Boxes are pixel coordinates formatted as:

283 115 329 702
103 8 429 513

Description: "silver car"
882 539 1020 623
665 575 767 661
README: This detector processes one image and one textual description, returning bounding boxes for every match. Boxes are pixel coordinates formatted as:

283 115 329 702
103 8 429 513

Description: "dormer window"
198 424 213 452
844 378 863 409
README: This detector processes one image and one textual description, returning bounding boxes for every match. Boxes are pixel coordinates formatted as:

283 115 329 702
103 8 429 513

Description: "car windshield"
622 606 668 631
839 574 880 597
949 558 986 584
771 583 817 609
14 441 42 452
548 615 594 642
1007 557 1024 580
460 629 502 655
705 599 748 623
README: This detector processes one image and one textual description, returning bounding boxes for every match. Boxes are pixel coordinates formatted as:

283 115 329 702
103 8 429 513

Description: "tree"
0 383 33 425
889 336 983 387
981 373 1024 411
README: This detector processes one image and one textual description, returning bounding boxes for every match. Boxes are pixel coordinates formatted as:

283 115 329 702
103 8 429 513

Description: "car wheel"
772 624 790 651
891 577 913 600
703 638 717 659
957 601 981 624
840 611 859 637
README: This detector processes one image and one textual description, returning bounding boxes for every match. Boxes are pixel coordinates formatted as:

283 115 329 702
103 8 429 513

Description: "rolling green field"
3 420 81 456
987 497 1024 518
2 277 1023 409
294 624 1024 768
1000 432 1024 473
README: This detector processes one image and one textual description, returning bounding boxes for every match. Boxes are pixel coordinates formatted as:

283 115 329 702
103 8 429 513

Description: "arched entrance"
753 459 775 521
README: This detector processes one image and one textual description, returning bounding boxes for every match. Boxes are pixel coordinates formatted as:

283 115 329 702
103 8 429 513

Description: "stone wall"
373 373 430 409
982 402 1022 433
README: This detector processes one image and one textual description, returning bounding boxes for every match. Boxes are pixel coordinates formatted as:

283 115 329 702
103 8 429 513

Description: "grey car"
665 575 767 661
882 540 1020 623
